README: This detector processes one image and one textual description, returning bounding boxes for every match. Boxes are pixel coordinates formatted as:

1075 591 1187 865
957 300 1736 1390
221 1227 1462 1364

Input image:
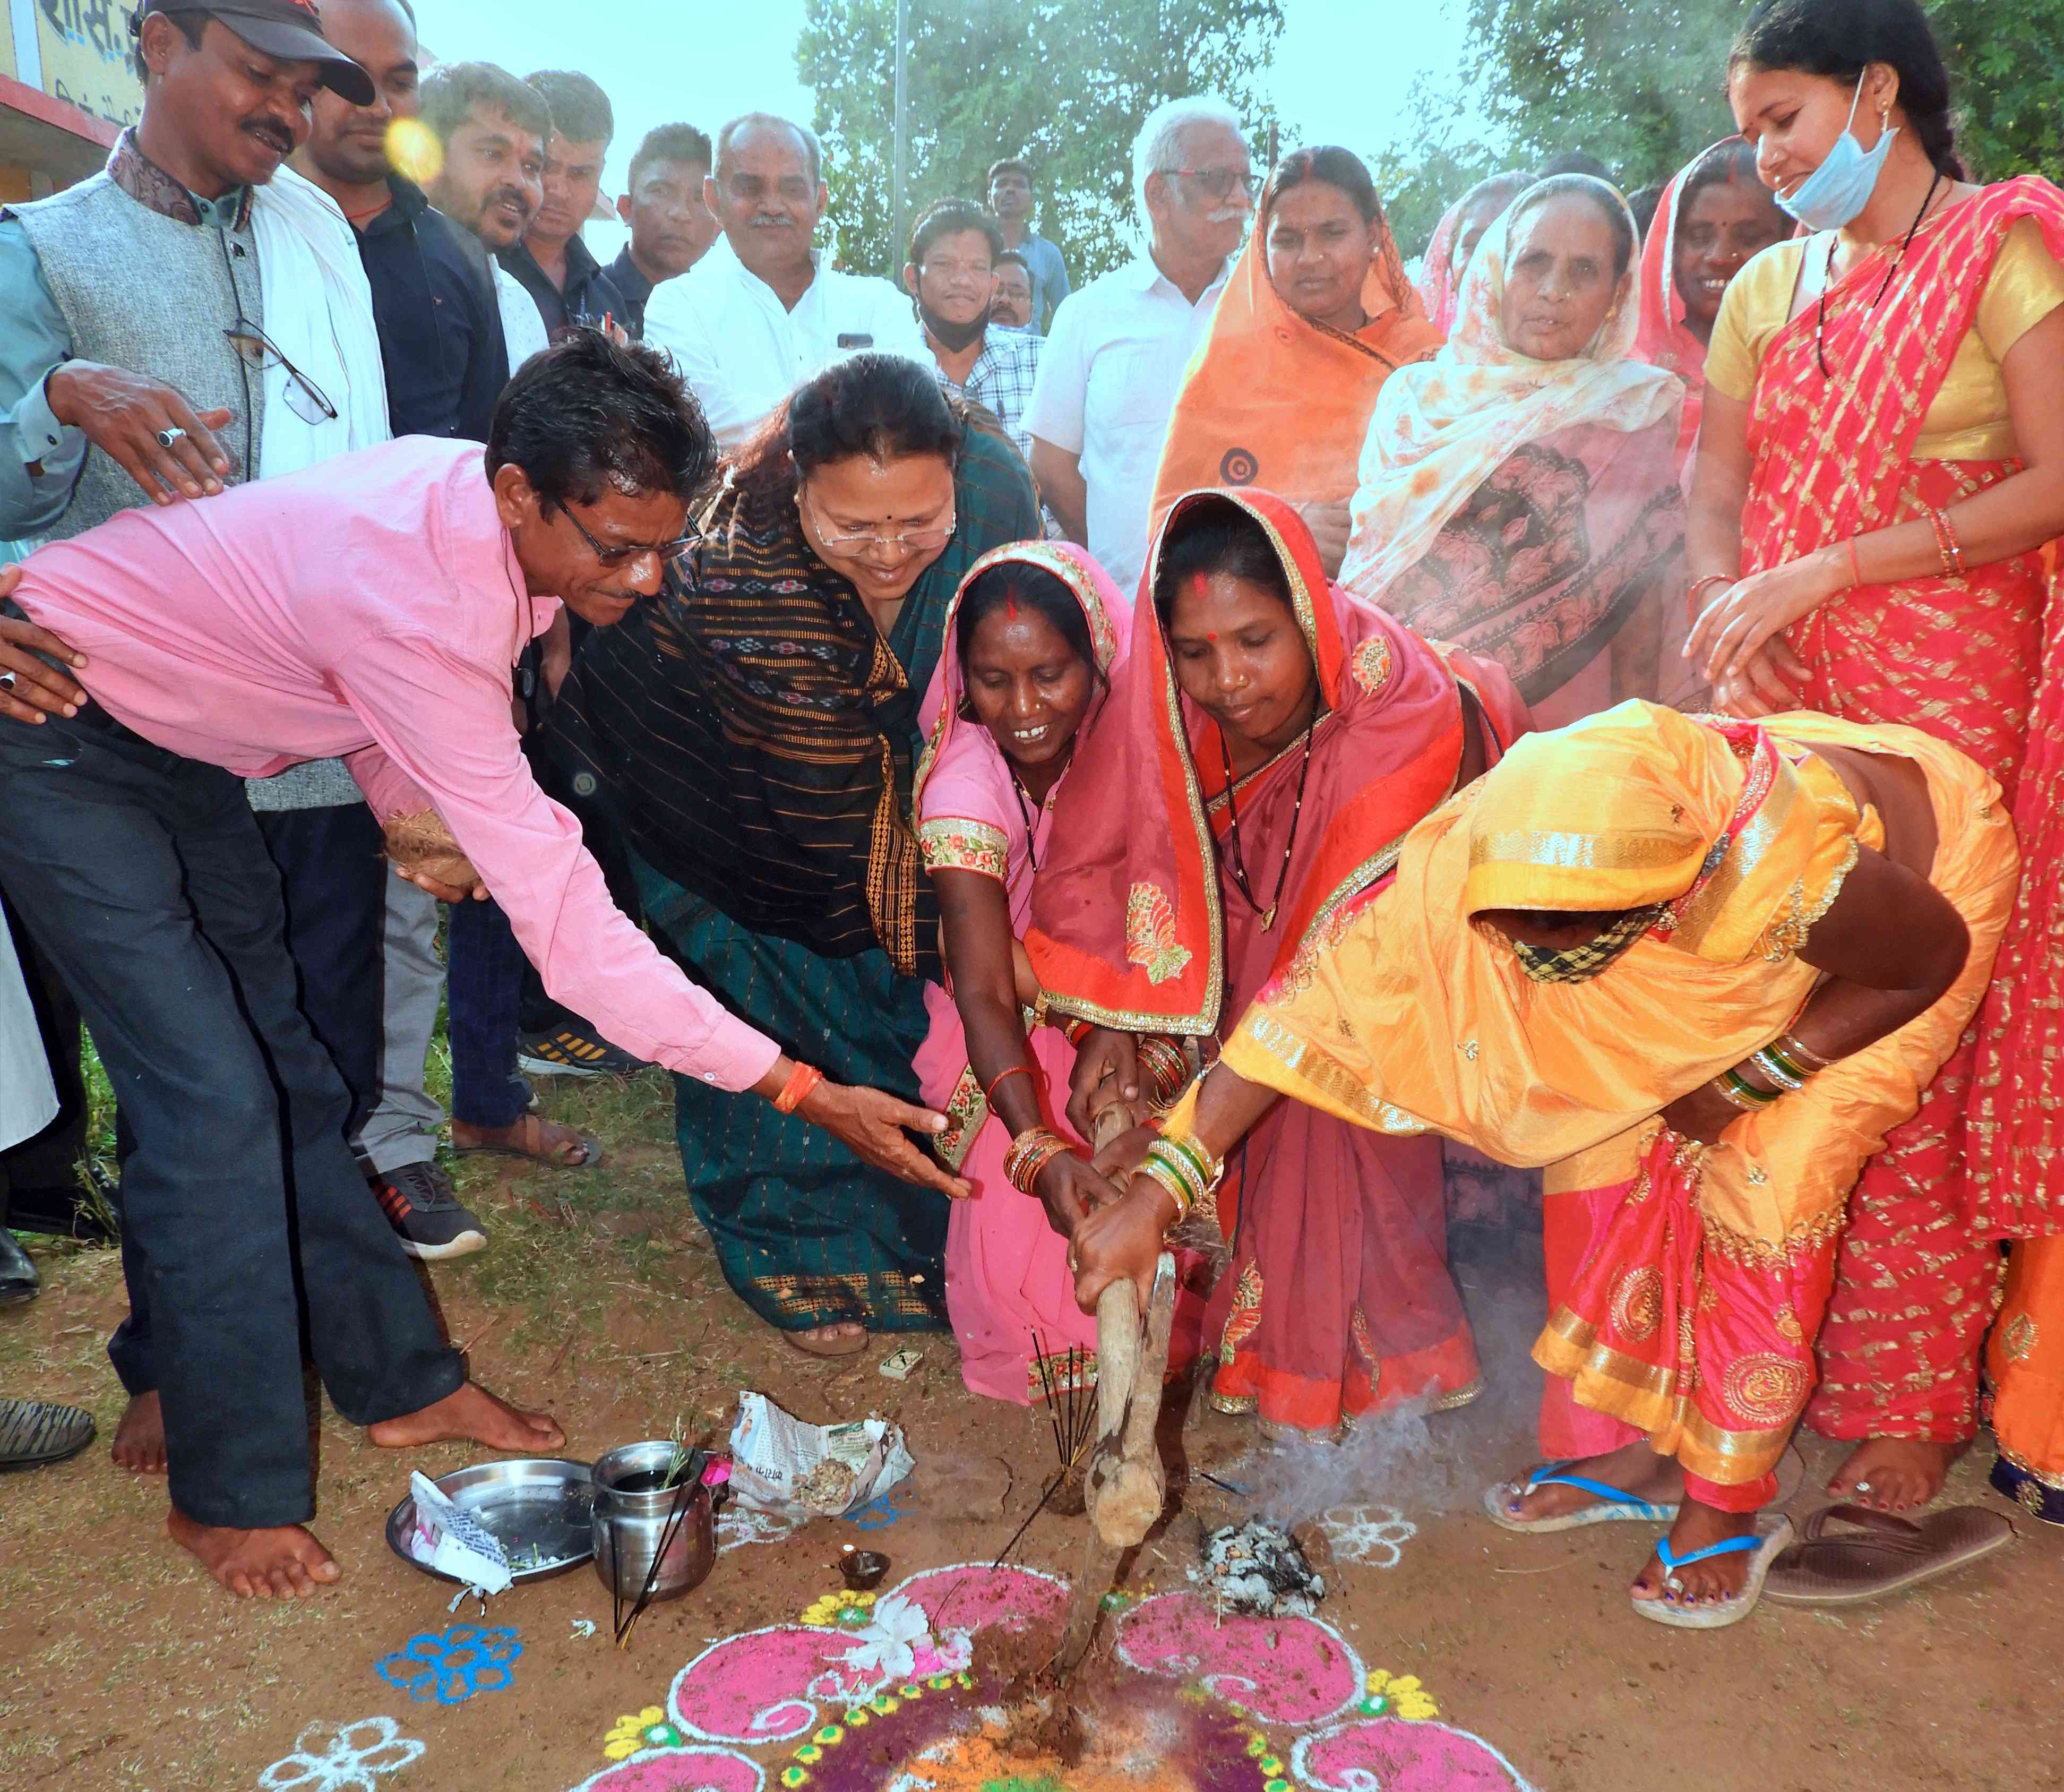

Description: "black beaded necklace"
1815 167 1945 379
1216 709 1318 931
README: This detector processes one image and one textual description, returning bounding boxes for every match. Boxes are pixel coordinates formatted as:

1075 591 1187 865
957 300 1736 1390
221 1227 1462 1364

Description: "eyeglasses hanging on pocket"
223 322 340 426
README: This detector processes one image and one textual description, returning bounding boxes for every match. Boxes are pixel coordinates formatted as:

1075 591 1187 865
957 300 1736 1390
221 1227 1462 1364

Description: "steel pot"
591 1441 718 1605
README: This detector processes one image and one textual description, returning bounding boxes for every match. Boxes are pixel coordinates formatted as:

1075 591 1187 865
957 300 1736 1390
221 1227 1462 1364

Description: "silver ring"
1664 1574 1685 1594
156 426 188 448
0 670 15 691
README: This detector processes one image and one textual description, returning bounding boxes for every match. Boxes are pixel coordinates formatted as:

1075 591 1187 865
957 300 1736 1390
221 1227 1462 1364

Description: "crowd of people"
0 0 2058 1635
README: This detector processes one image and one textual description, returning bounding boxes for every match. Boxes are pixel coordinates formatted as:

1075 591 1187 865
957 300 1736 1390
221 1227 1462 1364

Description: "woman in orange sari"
1686 0 2064 1519
1150 147 1441 578
1028 489 1524 1436
1072 702 2018 1626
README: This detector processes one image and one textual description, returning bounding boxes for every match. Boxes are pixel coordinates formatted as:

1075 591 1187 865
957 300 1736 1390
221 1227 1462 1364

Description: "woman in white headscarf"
1342 175 1688 730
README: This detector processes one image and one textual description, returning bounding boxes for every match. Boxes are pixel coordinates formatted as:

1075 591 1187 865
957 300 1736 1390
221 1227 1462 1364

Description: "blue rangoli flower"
375 1623 522 1705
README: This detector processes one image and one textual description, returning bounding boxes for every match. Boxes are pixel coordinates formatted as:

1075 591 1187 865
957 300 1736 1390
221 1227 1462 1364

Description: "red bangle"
1061 1017 1093 1048
1687 573 1730 617
1846 535 1864 589
772 1062 823 1114
983 1062 1036 1103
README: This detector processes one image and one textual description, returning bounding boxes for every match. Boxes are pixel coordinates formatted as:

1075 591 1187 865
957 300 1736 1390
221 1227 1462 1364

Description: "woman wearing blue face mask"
1681 0 2064 1532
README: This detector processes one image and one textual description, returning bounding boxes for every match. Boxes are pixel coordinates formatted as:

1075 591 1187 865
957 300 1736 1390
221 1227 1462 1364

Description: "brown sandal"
1762 1502 2014 1607
453 1115 605 1170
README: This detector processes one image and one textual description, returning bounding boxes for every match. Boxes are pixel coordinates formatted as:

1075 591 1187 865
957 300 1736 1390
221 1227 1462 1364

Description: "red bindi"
1207 630 1219 644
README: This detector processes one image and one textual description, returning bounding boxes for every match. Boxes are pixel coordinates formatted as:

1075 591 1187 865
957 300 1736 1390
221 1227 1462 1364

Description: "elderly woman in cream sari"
1343 175 1689 729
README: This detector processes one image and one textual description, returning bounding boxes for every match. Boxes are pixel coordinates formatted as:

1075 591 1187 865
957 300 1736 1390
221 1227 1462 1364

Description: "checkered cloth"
955 329 1043 460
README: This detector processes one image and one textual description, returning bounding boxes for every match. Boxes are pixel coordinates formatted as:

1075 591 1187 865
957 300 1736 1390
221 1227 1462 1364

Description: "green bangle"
1720 1067 1779 1109
1752 1044 1810 1092
1160 1133 1221 1193
1138 1154 1193 1220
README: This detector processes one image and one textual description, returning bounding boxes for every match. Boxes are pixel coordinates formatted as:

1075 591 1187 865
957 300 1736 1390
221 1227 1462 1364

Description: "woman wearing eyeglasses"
546 353 1042 1356
1683 0 2064 1523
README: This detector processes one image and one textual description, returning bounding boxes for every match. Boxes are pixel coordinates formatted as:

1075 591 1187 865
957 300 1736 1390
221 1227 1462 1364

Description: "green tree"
1462 0 1745 193
1455 0 2060 204
1931 0 2064 182
796 0 1285 281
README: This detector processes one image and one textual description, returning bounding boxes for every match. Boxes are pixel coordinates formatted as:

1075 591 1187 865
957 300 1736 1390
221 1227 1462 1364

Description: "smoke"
1211 1196 1552 1526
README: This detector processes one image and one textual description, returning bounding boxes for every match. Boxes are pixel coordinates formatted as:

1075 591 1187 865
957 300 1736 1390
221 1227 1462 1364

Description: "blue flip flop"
1633 1514 1795 1630
1482 1460 1681 1533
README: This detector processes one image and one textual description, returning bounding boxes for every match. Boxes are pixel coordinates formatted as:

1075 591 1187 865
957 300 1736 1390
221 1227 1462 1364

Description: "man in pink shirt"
0 335 963 1598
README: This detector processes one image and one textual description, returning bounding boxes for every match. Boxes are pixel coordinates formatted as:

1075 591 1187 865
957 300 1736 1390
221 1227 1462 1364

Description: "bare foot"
787 1321 867 1356
1499 1439 1685 1524
1631 1500 1759 1608
111 1390 168 1476
167 1509 340 1598
367 1379 565 1453
1827 1437 1960 1512
451 1113 602 1168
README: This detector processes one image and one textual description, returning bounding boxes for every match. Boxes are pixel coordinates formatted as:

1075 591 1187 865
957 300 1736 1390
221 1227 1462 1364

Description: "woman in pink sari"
1028 490 1527 1436
1418 171 1532 337
913 542 1132 1403
1634 140 1790 487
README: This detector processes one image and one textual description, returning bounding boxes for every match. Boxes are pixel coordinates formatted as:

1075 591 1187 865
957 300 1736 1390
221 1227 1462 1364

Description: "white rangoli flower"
837 1591 933 1682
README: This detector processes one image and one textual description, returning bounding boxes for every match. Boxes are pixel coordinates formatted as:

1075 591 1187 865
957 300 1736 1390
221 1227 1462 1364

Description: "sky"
411 0 1477 258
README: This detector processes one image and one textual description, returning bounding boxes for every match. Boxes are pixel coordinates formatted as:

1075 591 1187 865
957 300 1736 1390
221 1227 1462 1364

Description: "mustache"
750 213 793 227
242 118 295 154
487 185 530 213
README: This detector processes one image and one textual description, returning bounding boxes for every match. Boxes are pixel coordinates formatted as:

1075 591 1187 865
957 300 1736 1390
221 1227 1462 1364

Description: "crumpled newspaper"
728 1392 915 1519
406 1470 513 1604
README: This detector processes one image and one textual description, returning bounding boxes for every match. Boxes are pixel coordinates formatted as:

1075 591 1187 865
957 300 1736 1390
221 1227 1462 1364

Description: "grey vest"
12 171 264 543
17 176 358 809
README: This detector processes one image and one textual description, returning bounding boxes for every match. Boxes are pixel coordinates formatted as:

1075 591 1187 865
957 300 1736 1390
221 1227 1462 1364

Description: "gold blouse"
1705 215 2064 461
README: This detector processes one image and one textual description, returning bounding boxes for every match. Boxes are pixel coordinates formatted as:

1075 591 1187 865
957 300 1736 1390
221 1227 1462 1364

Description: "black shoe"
369 1161 487 1261
517 1024 650 1079
0 1230 40 1306
5 1166 120 1244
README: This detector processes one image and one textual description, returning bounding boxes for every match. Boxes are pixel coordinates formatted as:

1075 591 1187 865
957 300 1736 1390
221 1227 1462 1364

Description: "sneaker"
369 1161 487 1261
517 1024 650 1079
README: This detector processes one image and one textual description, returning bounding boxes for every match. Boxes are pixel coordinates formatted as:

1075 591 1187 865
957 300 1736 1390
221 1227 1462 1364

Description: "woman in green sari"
548 355 1043 1353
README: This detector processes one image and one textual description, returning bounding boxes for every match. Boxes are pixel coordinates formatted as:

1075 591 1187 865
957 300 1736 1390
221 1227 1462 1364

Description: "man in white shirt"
1024 97 1254 593
643 113 926 450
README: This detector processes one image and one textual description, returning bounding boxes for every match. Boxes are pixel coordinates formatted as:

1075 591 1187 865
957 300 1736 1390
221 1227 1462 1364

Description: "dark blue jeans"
0 709 462 1527
445 894 530 1127
255 803 387 1141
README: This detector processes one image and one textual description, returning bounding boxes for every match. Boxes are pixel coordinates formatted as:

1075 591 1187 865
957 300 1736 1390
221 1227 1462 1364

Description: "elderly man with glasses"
1025 96 1254 591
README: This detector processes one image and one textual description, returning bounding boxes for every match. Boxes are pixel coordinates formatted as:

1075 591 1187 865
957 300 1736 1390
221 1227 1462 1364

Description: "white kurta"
1 922 56 1153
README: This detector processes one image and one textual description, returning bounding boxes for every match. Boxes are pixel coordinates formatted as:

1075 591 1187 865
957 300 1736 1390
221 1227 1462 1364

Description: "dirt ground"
2 1067 2059 1792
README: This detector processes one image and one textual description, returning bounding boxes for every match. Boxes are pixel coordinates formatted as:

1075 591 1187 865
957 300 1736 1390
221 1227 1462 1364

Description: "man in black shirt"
501 69 625 336
607 123 718 339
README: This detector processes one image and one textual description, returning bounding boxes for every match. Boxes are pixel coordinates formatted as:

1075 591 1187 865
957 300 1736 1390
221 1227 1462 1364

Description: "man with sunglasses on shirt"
0 3 409 1465
1024 96 1253 593
0 335 968 1600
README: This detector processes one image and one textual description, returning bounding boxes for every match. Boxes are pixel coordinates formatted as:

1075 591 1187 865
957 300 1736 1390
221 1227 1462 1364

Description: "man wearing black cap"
0 1 411 1495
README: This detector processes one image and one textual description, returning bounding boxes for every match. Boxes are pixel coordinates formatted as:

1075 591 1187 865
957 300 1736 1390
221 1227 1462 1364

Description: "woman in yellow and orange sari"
1685 0 2064 1520
1149 147 1442 578
1070 702 2017 1627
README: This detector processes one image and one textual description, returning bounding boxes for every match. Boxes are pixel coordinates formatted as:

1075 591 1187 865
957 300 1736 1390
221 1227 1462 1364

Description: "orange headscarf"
1148 163 1440 540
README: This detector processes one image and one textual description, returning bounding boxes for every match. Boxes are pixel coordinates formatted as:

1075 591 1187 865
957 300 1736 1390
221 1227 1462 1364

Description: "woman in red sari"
1027 489 1525 1435
1685 0 2064 1517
